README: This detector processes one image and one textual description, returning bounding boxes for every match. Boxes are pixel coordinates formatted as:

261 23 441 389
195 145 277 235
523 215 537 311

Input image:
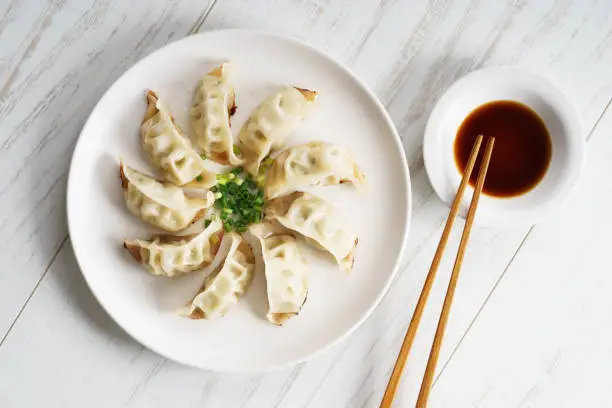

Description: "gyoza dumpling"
265 141 365 199
191 63 241 165
124 218 224 277
120 163 214 232
265 192 357 272
180 233 255 319
239 87 317 176
249 222 308 325
141 90 216 187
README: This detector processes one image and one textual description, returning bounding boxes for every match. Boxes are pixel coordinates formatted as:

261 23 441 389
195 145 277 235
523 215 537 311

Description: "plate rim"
66 28 412 372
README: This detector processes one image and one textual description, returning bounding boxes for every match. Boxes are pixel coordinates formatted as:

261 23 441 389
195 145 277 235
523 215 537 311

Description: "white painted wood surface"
1 0 611 407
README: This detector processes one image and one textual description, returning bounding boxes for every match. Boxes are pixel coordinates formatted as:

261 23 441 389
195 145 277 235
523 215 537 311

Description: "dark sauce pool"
454 100 552 197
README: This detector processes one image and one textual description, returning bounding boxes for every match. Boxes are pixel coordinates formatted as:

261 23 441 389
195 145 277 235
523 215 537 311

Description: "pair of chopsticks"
380 135 495 408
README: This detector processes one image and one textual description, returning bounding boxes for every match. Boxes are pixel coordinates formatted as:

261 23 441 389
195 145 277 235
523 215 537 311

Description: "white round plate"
67 30 411 372
423 67 584 228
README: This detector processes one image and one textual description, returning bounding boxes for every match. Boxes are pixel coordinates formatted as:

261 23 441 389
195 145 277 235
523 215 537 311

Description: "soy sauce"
454 100 552 197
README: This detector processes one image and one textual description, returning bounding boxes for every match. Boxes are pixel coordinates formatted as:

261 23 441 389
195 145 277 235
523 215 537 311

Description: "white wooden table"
1 1 611 407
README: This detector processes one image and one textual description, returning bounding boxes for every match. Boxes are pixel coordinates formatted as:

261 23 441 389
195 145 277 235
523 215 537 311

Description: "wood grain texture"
0 0 215 340
0 0 611 407
429 102 612 408
381 135 484 408
416 136 494 408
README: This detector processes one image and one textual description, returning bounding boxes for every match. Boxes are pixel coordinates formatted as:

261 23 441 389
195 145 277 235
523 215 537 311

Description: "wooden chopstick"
415 136 495 407
379 134 485 408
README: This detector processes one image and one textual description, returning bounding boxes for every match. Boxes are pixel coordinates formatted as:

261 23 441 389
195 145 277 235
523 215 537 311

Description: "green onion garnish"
210 167 264 232
256 175 265 186
196 175 203 182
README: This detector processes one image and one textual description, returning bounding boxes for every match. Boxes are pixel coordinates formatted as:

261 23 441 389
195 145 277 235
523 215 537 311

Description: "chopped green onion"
204 220 212 228
196 175 203 182
245 179 257 189
209 167 264 232
200 153 207 160
233 145 241 155
258 157 275 176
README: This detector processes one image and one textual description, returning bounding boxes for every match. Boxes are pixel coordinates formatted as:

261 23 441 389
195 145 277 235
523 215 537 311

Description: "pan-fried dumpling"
249 222 308 325
123 218 224 277
141 90 216 187
265 141 365 199
239 87 317 176
180 233 255 319
120 163 214 232
265 192 357 272
191 63 241 165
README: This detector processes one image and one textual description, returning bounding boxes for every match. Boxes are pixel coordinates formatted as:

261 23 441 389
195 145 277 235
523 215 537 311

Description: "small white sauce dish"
423 67 585 228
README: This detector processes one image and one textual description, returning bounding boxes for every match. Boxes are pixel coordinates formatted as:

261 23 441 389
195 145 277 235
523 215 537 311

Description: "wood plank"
1 0 612 407
200 1 612 406
0 242 167 407
0 0 214 339
428 102 612 408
